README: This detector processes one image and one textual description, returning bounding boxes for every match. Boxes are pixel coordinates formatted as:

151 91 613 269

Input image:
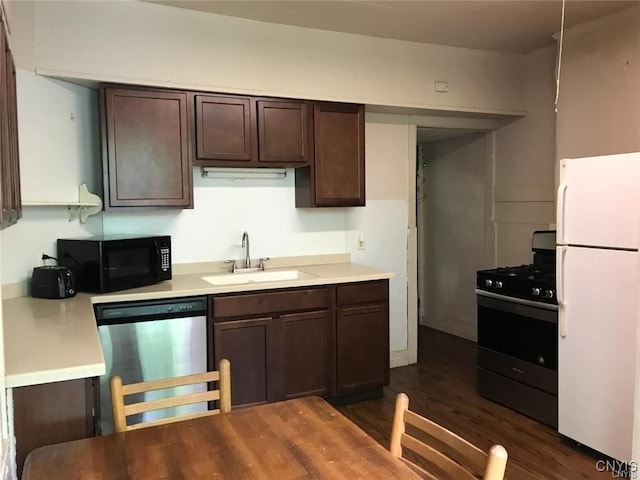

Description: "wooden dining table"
22 395 422 479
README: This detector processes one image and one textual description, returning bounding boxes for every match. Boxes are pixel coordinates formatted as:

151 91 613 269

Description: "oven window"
105 248 152 279
477 304 557 370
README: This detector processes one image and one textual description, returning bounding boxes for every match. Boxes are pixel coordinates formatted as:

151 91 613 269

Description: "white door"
557 246 638 461
558 153 640 249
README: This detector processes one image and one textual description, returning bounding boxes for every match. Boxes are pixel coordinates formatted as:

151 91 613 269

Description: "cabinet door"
313 102 365 207
336 304 389 394
6 46 20 223
194 94 257 164
214 317 275 407
13 378 96 477
0 19 20 230
257 99 310 165
102 87 192 208
278 310 334 399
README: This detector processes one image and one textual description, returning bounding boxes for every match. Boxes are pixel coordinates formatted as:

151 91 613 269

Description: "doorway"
415 127 492 352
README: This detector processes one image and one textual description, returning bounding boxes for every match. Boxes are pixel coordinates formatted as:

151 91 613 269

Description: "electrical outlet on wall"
434 80 449 92
357 232 365 250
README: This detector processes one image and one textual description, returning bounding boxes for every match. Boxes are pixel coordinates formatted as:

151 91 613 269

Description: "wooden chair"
110 358 231 433
390 393 508 480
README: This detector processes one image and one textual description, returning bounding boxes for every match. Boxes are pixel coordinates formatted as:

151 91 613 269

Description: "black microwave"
57 235 171 293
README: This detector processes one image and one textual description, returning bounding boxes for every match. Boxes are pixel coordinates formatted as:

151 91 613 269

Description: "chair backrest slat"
110 358 231 433
404 409 487 471
126 409 221 431
401 433 477 480
122 370 221 395
398 456 440 480
123 390 221 417
389 393 508 480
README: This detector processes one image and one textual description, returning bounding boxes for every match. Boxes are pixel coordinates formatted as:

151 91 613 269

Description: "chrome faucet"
241 231 251 268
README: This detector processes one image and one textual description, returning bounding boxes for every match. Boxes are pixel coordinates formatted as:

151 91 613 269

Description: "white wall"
27 1 525 115
493 45 557 266
348 114 410 354
556 5 640 160
0 70 102 285
102 174 348 264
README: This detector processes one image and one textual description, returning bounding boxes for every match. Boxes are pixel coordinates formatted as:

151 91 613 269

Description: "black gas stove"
476 230 558 428
476 263 556 304
476 229 557 305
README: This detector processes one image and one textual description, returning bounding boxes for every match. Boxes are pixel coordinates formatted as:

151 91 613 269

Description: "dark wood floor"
337 326 615 480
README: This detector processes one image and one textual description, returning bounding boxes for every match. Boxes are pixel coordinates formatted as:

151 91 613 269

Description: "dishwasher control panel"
94 296 207 324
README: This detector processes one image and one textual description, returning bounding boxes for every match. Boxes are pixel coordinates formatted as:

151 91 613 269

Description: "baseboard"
390 349 414 368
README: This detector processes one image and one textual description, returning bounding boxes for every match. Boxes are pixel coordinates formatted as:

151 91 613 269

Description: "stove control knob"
484 279 493 287
532 287 542 296
494 281 503 289
544 289 554 299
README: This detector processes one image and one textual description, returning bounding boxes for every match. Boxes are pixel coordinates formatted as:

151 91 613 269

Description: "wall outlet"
357 232 365 250
434 80 449 92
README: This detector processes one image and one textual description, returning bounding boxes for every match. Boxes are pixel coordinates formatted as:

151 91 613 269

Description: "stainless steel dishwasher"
94 296 208 434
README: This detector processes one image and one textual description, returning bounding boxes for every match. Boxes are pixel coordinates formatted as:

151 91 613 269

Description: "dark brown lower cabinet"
13 378 97 477
213 316 275 407
211 281 389 408
213 309 334 408
279 310 334 399
336 280 390 394
211 287 333 408
336 304 388 393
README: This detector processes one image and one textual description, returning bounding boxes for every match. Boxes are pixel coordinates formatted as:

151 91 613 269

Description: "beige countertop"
3 260 394 388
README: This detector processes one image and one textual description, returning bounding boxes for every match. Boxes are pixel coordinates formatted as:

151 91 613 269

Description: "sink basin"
202 270 314 286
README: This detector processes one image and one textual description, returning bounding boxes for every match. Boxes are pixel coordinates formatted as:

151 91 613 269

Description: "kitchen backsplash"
1 171 350 285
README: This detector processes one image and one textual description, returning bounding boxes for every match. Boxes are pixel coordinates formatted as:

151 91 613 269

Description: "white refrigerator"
557 152 640 462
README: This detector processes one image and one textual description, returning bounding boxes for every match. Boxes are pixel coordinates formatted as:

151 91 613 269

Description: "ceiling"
145 0 636 54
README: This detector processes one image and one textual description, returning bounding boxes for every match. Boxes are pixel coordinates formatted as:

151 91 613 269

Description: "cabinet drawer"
212 288 329 319
336 280 388 306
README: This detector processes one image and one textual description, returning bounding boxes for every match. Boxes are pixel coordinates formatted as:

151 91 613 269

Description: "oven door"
476 291 558 426
477 291 557 369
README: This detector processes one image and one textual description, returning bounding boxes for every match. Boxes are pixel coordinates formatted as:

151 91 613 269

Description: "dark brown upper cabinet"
256 100 311 165
192 94 311 168
193 94 257 163
101 86 193 208
295 102 365 208
0 18 22 230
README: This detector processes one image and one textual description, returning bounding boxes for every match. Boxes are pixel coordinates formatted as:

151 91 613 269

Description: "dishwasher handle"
94 296 207 325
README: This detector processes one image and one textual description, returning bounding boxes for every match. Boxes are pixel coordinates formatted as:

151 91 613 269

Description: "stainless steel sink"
202 270 315 286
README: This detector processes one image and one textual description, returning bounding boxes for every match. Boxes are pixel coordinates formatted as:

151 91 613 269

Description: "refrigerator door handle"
557 182 568 244
557 245 568 337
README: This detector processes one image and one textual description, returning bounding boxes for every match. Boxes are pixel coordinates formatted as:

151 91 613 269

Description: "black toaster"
31 266 76 299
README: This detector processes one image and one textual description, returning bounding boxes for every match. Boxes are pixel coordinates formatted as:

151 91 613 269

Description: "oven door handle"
475 289 558 311
557 245 568 337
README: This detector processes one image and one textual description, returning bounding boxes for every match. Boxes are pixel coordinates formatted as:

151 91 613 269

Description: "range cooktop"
476 264 556 304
